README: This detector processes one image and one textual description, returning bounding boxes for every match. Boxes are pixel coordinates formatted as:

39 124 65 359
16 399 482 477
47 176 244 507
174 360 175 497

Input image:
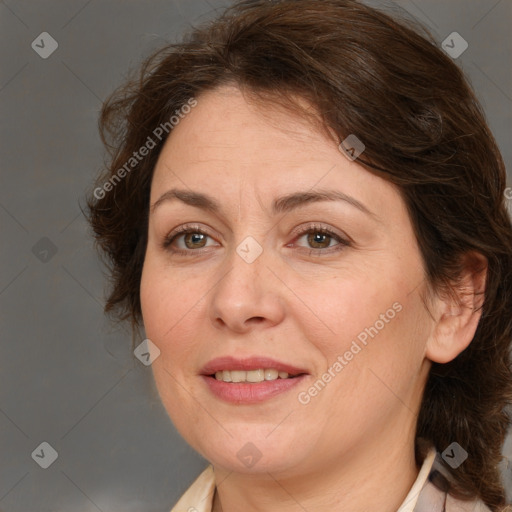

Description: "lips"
200 356 308 377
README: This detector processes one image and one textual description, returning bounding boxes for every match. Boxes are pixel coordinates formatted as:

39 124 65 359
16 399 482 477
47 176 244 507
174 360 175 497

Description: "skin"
140 85 486 512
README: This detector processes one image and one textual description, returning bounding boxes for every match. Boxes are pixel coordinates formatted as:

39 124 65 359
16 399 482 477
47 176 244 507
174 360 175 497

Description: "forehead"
153 86 335 177
149 86 400 221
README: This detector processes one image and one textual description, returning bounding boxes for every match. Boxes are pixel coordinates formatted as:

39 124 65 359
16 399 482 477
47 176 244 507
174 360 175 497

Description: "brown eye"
306 232 333 249
163 227 218 252
292 225 350 254
183 232 208 249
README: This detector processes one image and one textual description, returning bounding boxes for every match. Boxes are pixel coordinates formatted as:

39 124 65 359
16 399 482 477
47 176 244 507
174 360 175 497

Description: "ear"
425 252 488 364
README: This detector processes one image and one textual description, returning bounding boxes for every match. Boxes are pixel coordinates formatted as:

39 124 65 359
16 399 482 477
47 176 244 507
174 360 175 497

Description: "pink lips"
200 356 309 405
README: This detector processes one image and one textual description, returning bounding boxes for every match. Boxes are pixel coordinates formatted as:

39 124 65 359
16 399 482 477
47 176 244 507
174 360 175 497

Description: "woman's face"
141 86 434 475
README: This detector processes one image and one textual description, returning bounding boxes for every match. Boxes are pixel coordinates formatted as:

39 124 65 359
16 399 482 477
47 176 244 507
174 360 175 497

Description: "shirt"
170 448 491 512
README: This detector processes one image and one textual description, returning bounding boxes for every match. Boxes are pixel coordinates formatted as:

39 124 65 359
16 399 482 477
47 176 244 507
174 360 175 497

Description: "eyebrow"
151 187 377 219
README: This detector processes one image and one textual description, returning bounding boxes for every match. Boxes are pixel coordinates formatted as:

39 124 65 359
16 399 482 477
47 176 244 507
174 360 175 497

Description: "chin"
190 428 308 475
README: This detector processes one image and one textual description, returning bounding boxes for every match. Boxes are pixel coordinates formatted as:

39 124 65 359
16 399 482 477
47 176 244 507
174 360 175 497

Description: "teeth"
213 369 293 383
265 369 278 380
231 370 246 383
247 369 264 382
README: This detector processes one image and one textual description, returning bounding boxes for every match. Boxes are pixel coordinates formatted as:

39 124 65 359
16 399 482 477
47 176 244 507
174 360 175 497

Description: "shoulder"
413 447 495 512
416 475 493 512
445 493 492 512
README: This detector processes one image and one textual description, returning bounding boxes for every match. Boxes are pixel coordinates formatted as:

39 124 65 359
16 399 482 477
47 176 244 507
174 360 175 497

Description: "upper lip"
201 356 309 376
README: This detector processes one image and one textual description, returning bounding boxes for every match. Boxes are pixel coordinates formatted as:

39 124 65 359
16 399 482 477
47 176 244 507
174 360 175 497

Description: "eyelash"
162 223 350 256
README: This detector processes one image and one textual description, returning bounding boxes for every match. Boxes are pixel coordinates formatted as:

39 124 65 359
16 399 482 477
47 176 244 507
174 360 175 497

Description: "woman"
87 0 512 510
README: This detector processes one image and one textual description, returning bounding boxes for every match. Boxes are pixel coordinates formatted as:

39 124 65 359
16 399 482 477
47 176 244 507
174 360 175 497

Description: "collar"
397 447 437 512
171 464 215 512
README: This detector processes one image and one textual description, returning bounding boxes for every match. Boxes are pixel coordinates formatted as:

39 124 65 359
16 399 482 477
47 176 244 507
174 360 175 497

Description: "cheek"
346 293 426 407
140 258 202 364
290 271 399 353
141 244 195 308
140 255 216 387
294 266 428 392
140 263 167 339
140 260 208 425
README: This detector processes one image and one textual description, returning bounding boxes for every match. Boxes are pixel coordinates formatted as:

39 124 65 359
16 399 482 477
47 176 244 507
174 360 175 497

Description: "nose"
208 245 286 333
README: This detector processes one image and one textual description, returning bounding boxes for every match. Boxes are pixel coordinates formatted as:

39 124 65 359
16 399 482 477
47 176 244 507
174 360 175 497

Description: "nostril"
247 316 265 323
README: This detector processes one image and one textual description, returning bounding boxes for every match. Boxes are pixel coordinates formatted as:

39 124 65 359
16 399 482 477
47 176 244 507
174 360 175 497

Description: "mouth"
201 355 309 380
200 356 309 404
208 368 306 383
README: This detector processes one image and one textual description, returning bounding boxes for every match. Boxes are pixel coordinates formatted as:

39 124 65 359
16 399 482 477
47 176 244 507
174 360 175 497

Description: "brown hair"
86 0 512 508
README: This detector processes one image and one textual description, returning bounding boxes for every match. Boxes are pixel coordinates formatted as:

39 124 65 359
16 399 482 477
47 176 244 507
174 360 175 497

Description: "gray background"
1 0 511 510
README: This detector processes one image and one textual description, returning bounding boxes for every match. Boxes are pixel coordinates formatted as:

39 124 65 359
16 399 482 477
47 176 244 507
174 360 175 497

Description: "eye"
292 224 350 253
162 223 349 255
163 225 219 252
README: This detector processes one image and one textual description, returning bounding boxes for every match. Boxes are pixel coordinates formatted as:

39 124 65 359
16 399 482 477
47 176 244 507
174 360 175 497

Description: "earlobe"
425 252 488 364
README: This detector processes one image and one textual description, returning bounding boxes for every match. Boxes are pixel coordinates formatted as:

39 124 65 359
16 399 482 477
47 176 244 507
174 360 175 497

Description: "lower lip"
201 375 308 404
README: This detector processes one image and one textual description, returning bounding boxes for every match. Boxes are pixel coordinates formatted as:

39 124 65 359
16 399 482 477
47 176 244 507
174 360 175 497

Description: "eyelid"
289 222 352 245
286 224 351 257
162 223 219 249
